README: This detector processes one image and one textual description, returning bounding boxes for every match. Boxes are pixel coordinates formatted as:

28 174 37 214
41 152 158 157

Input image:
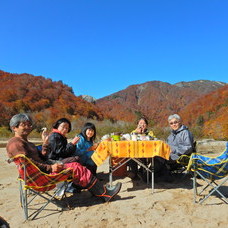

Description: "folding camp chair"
8 154 73 220
187 142 228 204
169 141 197 174
170 154 192 174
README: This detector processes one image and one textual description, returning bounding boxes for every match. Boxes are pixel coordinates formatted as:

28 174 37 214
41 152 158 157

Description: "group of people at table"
6 113 195 203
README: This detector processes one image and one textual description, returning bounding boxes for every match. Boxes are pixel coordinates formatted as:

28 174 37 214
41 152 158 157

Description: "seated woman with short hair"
167 114 195 162
47 118 80 164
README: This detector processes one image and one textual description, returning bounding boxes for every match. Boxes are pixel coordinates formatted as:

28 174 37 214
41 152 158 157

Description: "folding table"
92 140 171 193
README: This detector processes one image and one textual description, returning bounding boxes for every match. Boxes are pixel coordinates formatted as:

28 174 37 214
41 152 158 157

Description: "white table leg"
151 157 154 193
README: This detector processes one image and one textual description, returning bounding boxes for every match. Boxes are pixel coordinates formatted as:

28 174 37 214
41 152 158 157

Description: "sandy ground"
0 141 227 228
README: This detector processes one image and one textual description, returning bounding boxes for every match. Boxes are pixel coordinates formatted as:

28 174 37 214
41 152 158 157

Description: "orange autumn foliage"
180 85 228 139
0 70 104 127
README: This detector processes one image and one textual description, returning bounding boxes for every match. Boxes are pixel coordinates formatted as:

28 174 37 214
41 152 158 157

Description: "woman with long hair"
74 122 98 176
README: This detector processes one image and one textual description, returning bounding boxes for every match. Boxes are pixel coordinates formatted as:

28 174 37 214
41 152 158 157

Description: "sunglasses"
169 121 179 125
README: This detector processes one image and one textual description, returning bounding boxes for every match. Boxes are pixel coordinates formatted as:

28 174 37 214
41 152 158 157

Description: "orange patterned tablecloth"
92 140 171 166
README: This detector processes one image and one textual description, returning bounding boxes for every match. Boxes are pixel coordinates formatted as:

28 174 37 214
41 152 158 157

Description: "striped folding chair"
8 154 73 220
187 142 228 204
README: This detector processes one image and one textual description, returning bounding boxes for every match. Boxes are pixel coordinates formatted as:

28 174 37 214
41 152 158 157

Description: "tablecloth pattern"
92 140 171 166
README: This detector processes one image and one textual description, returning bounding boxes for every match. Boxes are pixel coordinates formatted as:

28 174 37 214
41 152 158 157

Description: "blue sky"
0 0 228 99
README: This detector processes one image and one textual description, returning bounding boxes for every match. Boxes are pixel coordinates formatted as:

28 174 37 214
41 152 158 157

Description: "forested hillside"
96 80 226 126
180 84 228 139
0 70 104 129
0 70 227 139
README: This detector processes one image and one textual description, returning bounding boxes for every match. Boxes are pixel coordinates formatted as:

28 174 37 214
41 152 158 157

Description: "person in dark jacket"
46 118 82 192
47 118 80 163
167 114 195 161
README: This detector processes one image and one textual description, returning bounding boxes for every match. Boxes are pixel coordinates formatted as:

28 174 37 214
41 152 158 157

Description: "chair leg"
193 171 197 203
31 191 57 220
195 172 228 204
199 178 228 204
29 185 68 220
19 180 28 220
19 180 69 220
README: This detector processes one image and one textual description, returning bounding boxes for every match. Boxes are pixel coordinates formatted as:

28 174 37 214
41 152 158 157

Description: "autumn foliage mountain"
0 70 104 128
180 84 228 139
0 70 227 139
96 80 226 126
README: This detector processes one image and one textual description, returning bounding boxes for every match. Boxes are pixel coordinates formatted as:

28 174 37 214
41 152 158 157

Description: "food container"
121 134 131 141
111 132 122 141
131 134 137 141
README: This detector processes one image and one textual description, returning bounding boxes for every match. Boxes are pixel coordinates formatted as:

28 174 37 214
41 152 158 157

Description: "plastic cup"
112 135 121 141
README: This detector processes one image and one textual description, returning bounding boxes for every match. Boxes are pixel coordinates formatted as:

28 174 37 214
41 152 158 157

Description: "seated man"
167 114 195 168
149 114 195 182
6 113 122 202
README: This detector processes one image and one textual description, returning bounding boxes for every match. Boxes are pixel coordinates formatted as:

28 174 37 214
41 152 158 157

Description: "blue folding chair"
188 142 228 204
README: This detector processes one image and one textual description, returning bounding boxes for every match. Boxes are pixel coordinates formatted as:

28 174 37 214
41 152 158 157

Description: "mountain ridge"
0 70 227 139
96 80 226 125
